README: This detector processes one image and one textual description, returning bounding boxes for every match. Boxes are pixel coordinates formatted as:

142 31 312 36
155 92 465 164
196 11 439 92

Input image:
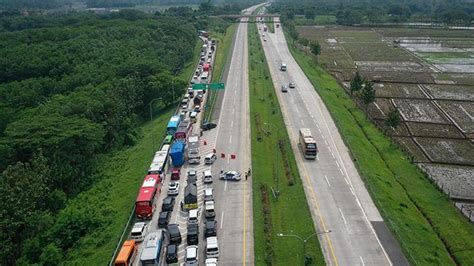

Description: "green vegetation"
204 23 238 122
416 51 474 63
270 0 473 26
286 35 474 265
0 11 198 265
267 18 275 33
294 15 336 25
248 23 324 266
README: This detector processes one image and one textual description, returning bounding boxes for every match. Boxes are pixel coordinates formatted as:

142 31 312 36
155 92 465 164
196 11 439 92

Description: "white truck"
188 135 200 164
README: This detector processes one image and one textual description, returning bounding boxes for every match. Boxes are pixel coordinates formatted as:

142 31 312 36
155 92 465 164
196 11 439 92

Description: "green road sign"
209 82 225 90
192 83 207 90
192 83 225 90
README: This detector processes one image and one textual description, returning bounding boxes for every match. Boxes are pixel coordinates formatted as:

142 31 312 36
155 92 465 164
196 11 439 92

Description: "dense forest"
270 0 474 25
0 10 200 265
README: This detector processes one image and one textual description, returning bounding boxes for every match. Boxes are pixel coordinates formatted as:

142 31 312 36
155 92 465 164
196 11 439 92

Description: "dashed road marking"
360 256 365 266
324 175 331 187
339 208 347 225
220 211 225 229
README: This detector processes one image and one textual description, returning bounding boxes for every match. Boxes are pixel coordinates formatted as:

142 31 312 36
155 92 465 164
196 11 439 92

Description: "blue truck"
170 141 185 167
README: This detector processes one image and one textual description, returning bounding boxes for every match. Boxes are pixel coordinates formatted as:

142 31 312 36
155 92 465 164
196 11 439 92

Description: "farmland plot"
297 25 474 219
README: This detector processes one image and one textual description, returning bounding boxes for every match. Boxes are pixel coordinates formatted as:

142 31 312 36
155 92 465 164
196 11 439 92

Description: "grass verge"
267 17 275 33
249 23 325 266
203 24 237 122
64 107 174 265
287 36 474 265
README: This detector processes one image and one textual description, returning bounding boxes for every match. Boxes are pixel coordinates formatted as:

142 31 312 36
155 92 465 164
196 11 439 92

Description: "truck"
183 184 198 210
174 120 192 141
188 135 200 164
203 63 210 72
299 128 318 159
170 141 185 166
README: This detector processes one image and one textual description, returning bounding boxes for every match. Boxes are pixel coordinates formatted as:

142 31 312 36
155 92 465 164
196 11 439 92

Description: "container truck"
170 141 185 166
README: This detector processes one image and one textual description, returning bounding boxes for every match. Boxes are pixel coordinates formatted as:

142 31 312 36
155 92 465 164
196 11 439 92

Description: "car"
187 223 199 245
158 211 170 228
187 170 197 185
168 181 179 196
205 258 218 266
219 170 242 181
201 122 217 131
289 82 296 88
185 245 199 265
188 209 199 224
171 167 181 180
263 38 266 42
203 170 213 183
166 244 178 264
162 196 175 212
205 220 217 238
130 222 147 242
204 153 217 165
194 105 201 113
205 201 215 219
163 134 173 145
281 85 288 93
167 224 182 244
204 187 214 202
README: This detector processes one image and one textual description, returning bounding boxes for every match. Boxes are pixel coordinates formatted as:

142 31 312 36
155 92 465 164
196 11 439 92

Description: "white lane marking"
230 121 234 128
301 119 305 126
350 187 355 196
229 135 232 144
224 180 228 192
330 151 336 159
324 175 331 187
220 211 225 229
232 108 235 114
335 160 340 168
339 168 344 175
345 178 350 185
360 256 365 266
338 208 347 225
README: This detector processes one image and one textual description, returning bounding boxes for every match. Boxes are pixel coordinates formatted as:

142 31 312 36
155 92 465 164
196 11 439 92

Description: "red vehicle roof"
142 174 160 188
136 187 156 202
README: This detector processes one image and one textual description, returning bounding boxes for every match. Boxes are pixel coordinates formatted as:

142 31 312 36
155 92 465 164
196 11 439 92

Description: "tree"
298 38 310 47
385 108 401 129
304 9 315 20
350 71 363 95
360 80 376 111
310 41 321 57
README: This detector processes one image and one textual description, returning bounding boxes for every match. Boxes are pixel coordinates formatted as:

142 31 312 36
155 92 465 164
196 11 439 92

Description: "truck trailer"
170 141 185 166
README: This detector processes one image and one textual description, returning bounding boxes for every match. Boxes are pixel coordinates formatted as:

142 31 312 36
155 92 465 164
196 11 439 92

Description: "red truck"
203 63 211 72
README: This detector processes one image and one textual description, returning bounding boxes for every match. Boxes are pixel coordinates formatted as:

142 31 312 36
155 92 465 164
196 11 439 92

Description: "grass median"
286 37 474 265
248 23 325 266
203 23 237 122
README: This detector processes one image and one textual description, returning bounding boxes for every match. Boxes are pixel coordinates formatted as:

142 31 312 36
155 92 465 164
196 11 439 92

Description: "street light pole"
277 230 331 265
149 97 163 153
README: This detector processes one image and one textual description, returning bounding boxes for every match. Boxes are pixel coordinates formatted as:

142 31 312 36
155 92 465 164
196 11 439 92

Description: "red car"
171 168 181 180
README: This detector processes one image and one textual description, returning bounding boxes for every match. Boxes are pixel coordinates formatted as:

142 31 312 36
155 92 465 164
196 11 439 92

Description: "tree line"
0 10 197 265
270 0 473 26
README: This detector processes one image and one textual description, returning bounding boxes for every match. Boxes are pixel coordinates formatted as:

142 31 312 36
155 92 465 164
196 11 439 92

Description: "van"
280 63 287 71
181 98 189 109
167 224 182 244
204 153 217 165
190 111 198 122
114 240 137 266
204 188 214 202
205 201 215 218
203 170 213 184
186 245 199 264
188 209 199 224
130 222 147 242
206 237 219 258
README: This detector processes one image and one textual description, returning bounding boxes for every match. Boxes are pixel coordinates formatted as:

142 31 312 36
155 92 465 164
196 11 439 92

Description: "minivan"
204 188 214 202
203 170 213 184
167 224 182 244
187 223 199 245
206 237 220 258
205 201 215 219
186 245 199 265
204 153 217 165
280 63 287 71
130 222 147 242
114 240 137 266
166 244 178 264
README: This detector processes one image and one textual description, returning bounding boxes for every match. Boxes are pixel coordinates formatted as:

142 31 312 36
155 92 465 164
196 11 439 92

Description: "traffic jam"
113 31 242 266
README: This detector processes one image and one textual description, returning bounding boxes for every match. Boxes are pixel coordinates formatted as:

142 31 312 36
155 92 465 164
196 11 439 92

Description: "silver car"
281 85 288 93
289 82 296 88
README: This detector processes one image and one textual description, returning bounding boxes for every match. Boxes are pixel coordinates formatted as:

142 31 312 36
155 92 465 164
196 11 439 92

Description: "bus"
299 128 318 159
135 175 161 219
166 115 181 134
148 151 168 175
114 240 137 266
140 230 165 266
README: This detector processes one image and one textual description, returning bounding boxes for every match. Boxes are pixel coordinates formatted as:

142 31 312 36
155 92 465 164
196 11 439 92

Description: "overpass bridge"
210 14 279 22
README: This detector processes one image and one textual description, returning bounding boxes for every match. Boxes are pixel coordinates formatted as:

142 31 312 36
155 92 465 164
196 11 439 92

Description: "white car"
130 222 147 242
219 170 241 181
185 245 199 265
203 170 213 184
168 181 179 196
205 258 218 266
204 153 217 165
